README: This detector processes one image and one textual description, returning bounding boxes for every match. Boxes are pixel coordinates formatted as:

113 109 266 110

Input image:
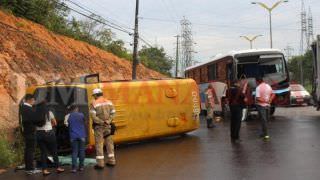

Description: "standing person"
255 76 275 140
64 104 86 173
20 94 41 175
240 78 252 121
90 88 116 169
205 84 218 128
35 101 64 176
227 80 246 142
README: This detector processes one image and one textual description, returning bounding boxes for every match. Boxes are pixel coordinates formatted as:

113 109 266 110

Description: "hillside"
0 10 165 131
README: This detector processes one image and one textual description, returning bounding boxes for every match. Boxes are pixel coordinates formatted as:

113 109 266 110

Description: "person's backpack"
34 102 49 127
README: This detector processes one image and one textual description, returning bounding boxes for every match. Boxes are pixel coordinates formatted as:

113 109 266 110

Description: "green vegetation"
287 50 313 92
0 130 24 168
139 46 173 76
0 0 173 76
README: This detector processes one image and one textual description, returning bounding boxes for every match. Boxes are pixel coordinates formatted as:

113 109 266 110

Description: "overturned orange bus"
21 74 200 152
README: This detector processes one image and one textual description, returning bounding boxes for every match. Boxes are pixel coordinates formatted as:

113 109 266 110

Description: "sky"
65 0 320 64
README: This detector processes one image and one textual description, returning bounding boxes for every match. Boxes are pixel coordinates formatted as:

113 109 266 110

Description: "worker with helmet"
90 88 116 169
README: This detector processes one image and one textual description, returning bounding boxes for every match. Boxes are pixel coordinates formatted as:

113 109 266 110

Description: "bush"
0 135 16 168
0 130 24 168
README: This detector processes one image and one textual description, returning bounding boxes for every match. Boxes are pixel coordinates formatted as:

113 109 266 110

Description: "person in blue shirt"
64 104 87 173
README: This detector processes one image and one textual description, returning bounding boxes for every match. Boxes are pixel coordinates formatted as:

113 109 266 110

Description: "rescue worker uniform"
205 86 217 128
90 90 116 168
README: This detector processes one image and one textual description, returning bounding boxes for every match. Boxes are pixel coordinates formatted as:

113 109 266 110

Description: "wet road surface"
2 106 320 180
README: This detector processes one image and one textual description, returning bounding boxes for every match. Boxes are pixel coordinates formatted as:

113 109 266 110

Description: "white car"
290 84 311 106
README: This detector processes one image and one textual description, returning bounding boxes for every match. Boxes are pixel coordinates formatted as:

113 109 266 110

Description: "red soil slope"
0 10 165 131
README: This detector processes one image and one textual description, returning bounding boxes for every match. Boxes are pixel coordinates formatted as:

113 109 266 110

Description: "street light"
240 35 263 49
251 0 288 48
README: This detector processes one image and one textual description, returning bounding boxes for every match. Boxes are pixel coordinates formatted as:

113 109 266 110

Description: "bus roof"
185 48 283 71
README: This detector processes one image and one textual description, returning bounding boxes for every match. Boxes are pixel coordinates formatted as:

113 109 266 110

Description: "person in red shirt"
227 80 246 142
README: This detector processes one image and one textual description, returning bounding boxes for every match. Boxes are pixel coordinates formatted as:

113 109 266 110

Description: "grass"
304 83 312 93
0 129 24 168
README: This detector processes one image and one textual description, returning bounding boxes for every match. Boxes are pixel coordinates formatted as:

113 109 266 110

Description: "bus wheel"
270 107 276 115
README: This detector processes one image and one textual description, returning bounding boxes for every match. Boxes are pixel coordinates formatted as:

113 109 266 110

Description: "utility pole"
300 0 307 85
174 35 180 77
132 0 139 80
269 11 273 48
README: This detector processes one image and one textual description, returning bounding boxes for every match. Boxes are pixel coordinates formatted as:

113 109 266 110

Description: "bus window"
259 55 287 83
237 54 287 86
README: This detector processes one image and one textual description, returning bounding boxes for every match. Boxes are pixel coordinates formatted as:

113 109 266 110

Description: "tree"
139 46 173 76
287 50 313 90
0 0 69 31
107 40 131 60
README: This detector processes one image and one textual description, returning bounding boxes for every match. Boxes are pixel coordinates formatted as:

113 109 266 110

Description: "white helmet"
92 88 103 95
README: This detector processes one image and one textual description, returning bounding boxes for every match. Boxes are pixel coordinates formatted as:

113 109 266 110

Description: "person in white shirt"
35 101 64 176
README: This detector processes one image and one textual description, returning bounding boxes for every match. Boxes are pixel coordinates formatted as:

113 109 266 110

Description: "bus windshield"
237 54 287 87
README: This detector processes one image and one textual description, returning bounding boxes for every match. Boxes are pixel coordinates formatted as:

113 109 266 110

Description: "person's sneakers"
207 119 216 128
25 169 42 175
106 163 116 167
70 169 77 173
263 135 270 141
231 138 242 143
34 169 42 173
42 169 52 176
25 170 34 175
56 167 65 173
94 165 104 170
79 167 84 171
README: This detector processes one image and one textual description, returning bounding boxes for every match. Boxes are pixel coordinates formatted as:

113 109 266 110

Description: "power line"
167 0 180 20
140 16 306 31
63 0 154 48
139 35 153 48
73 0 134 30
66 0 133 32
160 0 178 23
58 1 133 35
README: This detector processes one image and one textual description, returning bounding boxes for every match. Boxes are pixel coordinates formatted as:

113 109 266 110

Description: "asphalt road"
2 106 320 180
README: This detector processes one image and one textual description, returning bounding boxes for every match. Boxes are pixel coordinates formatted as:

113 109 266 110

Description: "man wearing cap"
90 88 116 169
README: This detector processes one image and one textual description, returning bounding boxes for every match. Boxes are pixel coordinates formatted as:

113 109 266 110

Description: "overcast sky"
66 0 320 63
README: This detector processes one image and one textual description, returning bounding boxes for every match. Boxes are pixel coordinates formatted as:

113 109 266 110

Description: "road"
1 106 320 180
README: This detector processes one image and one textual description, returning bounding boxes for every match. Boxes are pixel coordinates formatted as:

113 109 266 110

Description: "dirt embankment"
0 10 165 131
